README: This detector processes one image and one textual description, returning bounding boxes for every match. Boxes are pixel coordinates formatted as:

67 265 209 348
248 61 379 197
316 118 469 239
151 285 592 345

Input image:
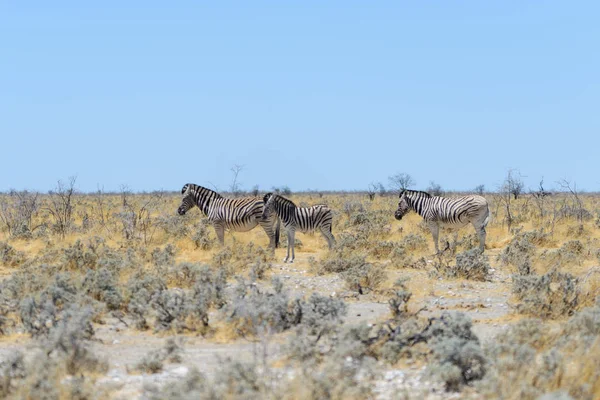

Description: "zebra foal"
394 189 490 253
261 193 335 263
177 184 280 248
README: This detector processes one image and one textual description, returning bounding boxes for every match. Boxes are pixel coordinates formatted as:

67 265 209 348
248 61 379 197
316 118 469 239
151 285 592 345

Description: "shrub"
388 278 413 319
310 250 367 275
0 351 26 397
498 232 536 269
211 242 272 274
452 249 490 281
512 269 579 318
189 266 227 332
134 338 184 374
400 233 428 252
156 214 191 238
126 272 167 330
144 367 210 399
0 241 26 267
151 244 177 269
341 262 387 294
151 288 189 332
432 249 490 281
82 267 122 310
60 239 99 270
192 219 215 250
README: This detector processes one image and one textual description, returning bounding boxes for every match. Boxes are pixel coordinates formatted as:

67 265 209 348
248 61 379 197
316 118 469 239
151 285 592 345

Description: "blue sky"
1 2 598 193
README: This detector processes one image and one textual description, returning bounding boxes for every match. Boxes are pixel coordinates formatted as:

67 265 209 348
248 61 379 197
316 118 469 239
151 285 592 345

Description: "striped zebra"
262 193 335 263
177 184 280 248
394 189 490 253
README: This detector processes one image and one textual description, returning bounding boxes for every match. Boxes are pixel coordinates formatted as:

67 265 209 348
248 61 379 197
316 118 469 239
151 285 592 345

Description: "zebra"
394 189 490 253
261 193 335 263
177 183 280 248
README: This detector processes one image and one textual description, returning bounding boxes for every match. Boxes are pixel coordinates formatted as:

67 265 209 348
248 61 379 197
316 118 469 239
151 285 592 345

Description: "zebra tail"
275 218 281 248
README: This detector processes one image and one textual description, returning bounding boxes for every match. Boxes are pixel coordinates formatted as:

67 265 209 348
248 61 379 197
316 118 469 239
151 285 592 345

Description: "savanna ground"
1 186 599 399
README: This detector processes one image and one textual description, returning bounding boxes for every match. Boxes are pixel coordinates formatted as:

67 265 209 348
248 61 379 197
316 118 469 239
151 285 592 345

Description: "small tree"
229 164 244 197
0 190 40 237
497 169 523 231
251 185 259 197
531 178 550 221
376 182 387 197
474 185 485 195
367 183 377 201
557 179 586 228
427 181 444 196
47 176 77 239
388 173 415 193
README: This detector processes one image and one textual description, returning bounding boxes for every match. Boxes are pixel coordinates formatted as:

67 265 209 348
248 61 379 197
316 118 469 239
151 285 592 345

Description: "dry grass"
0 191 599 398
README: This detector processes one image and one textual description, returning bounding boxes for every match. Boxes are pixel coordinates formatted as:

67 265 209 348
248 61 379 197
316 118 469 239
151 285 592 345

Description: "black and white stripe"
394 189 490 253
177 184 280 248
262 193 335 263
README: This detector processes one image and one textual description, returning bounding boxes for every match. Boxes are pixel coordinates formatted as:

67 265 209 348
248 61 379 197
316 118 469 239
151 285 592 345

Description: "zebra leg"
475 224 487 253
288 229 296 263
320 226 335 249
213 223 225 246
428 222 440 254
258 217 278 249
451 231 459 254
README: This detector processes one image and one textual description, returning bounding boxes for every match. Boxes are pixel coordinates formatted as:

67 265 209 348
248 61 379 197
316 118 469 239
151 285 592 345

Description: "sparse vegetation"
0 186 598 398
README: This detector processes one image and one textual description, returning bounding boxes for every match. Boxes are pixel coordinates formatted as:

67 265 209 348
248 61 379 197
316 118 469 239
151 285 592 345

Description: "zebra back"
402 190 488 224
264 193 333 232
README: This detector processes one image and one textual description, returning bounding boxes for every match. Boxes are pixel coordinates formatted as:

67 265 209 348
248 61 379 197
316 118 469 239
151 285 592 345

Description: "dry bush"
211 241 272 276
0 241 26 267
480 301 600 399
512 268 579 318
134 338 184 374
192 218 216 250
0 190 41 239
82 267 122 310
341 262 387 294
0 306 107 399
431 249 490 281
226 277 346 339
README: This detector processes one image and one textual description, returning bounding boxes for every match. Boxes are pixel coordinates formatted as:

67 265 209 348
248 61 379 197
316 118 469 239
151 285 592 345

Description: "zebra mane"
265 193 296 208
400 189 432 199
183 183 224 199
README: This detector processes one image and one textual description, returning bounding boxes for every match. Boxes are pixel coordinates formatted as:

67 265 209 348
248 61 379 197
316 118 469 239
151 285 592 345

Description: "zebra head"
394 190 411 220
261 192 274 220
177 184 195 215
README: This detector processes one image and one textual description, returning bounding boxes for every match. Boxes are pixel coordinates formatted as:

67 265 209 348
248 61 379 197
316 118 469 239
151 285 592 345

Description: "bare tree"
505 170 525 200
497 170 519 231
251 185 260 197
0 190 40 237
376 182 387 197
367 182 377 201
229 164 245 197
427 181 444 196
388 173 415 193
531 178 551 221
47 176 77 239
557 179 587 229
117 185 162 243
474 184 485 195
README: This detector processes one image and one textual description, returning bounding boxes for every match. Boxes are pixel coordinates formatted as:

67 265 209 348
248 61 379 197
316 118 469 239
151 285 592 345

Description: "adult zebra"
394 189 490 253
262 193 335 263
177 184 280 248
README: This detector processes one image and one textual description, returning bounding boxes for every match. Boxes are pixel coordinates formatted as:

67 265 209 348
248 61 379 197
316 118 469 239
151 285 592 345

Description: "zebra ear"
263 193 273 203
399 189 405 198
181 184 189 195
